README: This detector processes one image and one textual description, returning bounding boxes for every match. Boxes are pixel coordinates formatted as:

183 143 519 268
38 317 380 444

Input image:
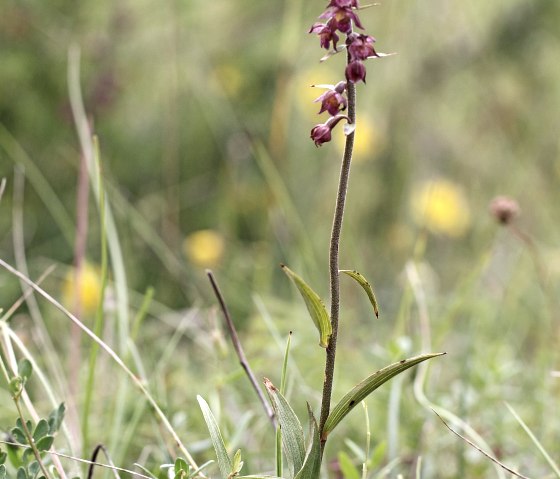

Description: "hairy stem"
319 70 357 451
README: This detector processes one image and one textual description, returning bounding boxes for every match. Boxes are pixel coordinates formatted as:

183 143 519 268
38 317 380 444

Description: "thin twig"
319 47 357 451
206 270 276 427
87 444 120 479
434 411 532 479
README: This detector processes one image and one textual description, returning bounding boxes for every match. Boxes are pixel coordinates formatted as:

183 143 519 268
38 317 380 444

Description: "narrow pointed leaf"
197 396 232 478
340 270 379 318
294 406 321 479
281 265 331 348
323 353 445 439
264 378 305 476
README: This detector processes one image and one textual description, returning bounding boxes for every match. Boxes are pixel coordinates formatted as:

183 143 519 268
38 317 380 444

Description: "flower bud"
345 60 367 83
489 196 520 225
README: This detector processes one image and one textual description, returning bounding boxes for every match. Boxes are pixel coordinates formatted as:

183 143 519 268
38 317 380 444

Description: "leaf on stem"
280 265 331 348
197 396 232 478
322 353 445 439
340 270 379 318
294 405 321 479
264 378 305 477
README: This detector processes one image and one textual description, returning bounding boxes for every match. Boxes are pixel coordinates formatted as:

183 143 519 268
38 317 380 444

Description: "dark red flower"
345 60 367 83
347 33 378 61
314 86 347 116
319 6 363 33
309 21 340 50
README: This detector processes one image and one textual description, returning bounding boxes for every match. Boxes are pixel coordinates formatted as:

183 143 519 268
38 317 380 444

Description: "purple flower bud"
345 60 367 83
310 123 332 147
309 20 340 50
314 88 347 116
347 33 378 61
310 114 349 147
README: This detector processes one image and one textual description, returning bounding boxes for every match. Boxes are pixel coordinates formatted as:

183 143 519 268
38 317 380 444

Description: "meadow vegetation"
1 0 559 478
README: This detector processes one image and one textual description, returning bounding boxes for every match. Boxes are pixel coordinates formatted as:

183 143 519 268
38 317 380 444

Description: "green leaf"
47 403 65 435
22 448 34 465
229 449 244 477
11 427 27 445
174 457 189 476
32 420 49 443
337 451 360 479
323 353 445 439
17 360 32 382
281 265 331 348
294 406 321 479
35 436 54 452
28 461 40 477
16 467 28 479
0 451 6 465
264 378 305 477
340 270 379 318
197 396 232 478
0 464 6 479
9 377 23 396
369 441 387 470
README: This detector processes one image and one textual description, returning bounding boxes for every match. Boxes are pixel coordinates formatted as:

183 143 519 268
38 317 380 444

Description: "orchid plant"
198 1 443 478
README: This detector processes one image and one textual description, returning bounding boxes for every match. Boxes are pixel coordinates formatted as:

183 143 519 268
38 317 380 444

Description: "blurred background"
1 0 559 477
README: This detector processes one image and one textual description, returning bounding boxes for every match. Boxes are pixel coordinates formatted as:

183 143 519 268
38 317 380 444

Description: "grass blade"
280 265 331 348
197 396 232 478
340 270 379 318
264 378 305 476
323 353 445 439
505 402 560 478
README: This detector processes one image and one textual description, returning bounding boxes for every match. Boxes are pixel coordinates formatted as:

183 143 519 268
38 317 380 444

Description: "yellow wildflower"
334 115 382 162
62 262 102 316
411 178 471 237
212 63 244 98
183 229 225 267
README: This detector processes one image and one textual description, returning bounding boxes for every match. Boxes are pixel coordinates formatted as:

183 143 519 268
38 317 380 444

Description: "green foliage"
339 270 379 319
197 395 232 478
264 378 305 477
323 353 445 439
281 265 332 348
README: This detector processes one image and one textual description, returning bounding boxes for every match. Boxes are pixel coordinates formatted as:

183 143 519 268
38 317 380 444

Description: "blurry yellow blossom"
62 263 102 315
183 229 225 267
411 179 471 237
296 67 339 121
334 115 382 162
213 63 244 98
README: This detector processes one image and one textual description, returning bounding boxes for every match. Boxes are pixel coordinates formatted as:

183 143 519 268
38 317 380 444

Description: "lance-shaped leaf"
340 270 379 318
294 405 321 479
323 353 445 439
264 378 305 476
197 395 232 478
281 265 331 348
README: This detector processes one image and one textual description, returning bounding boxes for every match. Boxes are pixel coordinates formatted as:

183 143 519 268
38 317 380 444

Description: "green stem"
319 60 357 452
